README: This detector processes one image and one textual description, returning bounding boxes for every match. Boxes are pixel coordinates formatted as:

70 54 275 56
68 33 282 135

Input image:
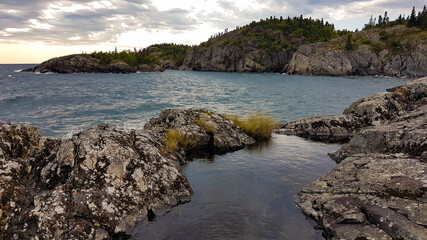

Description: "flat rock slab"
290 77 427 239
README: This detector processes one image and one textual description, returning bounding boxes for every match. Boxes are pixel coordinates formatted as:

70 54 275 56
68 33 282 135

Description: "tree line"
364 6 427 30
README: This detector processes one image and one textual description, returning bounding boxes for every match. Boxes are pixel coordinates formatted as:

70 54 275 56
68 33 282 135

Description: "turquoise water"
0 65 408 239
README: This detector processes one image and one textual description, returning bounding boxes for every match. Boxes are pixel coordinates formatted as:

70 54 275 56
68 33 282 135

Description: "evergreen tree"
384 11 389 24
345 34 353 50
408 6 417 27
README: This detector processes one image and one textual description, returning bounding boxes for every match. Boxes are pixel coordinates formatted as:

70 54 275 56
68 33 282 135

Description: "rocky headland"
285 25 427 78
24 20 427 77
0 109 255 239
276 77 427 239
23 54 164 74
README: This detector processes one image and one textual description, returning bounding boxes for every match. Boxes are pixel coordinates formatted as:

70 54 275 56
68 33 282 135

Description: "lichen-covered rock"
275 114 363 142
276 77 427 142
31 125 193 239
0 109 256 239
330 104 427 161
290 77 427 239
297 154 427 240
144 108 256 153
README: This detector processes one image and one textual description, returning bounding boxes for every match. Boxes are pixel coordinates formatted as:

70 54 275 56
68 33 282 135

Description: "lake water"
0 65 408 239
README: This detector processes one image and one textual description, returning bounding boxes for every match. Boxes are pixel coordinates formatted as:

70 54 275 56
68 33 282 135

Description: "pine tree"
408 6 417 27
345 34 353 50
384 11 389 24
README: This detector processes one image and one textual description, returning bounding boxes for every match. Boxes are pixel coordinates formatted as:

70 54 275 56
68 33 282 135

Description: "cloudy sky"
0 0 424 63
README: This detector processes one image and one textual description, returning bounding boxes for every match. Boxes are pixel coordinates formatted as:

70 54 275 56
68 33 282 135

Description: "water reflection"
132 135 339 240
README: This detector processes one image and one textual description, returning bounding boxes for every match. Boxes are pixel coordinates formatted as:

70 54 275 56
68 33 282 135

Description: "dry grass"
224 113 279 140
194 117 216 133
165 129 195 152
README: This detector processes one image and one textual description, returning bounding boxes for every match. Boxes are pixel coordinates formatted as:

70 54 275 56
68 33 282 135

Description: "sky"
0 0 425 63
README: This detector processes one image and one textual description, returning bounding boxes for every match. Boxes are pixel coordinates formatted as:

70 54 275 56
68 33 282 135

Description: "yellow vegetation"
165 129 195 152
194 117 216 133
224 113 279 140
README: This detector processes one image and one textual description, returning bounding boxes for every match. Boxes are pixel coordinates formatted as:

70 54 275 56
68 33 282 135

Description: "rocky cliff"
23 54 164 74
0 109 255 239
276 77 427 239
285 25 427 77
179 17 345 73
179 28 294 72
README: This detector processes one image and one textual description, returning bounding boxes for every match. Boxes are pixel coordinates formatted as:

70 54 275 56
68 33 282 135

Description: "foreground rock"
22 54 164 74
0 109 254 239
282 77 427 239
285 25 427 77
276 76 427 142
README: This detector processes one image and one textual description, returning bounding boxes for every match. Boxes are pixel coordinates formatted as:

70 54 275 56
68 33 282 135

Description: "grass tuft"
224 113 279 140
194 117 216 133
165 129 195 152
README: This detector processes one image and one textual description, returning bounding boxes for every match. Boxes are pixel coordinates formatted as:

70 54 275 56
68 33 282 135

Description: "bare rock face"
179 29 294 73
23 54 164 74
285 26 427 77
0 109 255 239
286 77 427 239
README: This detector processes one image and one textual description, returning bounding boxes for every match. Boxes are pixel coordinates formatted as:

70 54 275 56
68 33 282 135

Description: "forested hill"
86 16 349 72
29 6 427 76
179 16 349 72
285 6 427 77
90 43 191 70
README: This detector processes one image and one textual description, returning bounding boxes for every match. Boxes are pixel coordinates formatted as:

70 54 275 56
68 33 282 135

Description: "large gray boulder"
144 108 255 153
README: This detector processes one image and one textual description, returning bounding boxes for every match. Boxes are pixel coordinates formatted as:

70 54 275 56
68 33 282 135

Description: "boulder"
144 108 255 154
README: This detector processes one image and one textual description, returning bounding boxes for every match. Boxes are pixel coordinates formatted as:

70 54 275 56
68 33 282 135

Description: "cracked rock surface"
0 109 254 239
284 77 427 239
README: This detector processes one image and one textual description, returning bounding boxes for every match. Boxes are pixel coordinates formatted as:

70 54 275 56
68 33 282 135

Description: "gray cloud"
0 0 424 46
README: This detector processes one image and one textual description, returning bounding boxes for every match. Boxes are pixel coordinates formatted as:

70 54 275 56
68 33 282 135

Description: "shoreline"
276 76 427 239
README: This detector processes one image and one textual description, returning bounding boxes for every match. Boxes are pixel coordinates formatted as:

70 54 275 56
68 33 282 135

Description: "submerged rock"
0 109 254 239
287 77 427 239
